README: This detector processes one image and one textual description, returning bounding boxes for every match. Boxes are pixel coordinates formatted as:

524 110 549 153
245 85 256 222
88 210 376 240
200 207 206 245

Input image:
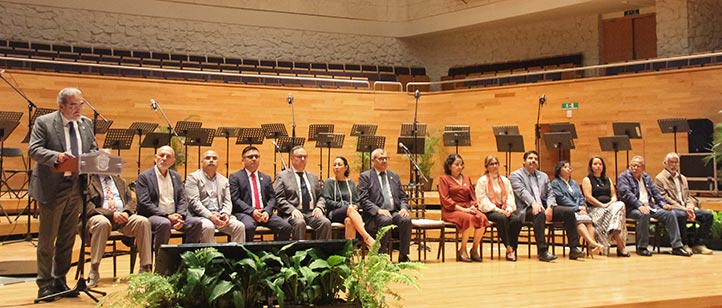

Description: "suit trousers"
36 178 82 289
235 213 292 242
288 212 332 240
365 211 412 262
486 211 524 248
88 214 152 267
148 215 203 252
628 208 682 250
672 208 713 246
199 216 245 243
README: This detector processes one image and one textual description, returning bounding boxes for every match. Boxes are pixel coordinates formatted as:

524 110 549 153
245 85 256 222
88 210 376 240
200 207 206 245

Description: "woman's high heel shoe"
457 250 472 262
470 250 482 262
616 249 631 257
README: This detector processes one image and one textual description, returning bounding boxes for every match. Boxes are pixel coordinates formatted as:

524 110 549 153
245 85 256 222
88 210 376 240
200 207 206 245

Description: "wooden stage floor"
1 239 722 308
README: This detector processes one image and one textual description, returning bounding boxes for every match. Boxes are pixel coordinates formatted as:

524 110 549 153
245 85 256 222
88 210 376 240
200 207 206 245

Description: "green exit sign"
561 102 578 110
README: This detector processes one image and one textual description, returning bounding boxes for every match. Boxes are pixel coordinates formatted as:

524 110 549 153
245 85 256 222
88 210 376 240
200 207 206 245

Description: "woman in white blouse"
476 155 521 261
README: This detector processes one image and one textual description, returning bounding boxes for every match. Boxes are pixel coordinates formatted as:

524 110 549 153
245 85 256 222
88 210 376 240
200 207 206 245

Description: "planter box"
704 238 722 250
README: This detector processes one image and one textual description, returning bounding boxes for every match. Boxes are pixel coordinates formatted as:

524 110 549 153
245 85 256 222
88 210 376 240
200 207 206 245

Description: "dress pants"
518 206 579 253
36 178 82 289
365 211 412 262
672 208 714 246
288 212 332 240
628 207 682 250
148 215 203 252
235 213 292 242
486 210 524 248
199 216 246 243
88 214 152 267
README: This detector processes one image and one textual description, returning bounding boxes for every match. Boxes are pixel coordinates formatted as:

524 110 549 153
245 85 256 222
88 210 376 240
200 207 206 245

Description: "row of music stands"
0 111 23 223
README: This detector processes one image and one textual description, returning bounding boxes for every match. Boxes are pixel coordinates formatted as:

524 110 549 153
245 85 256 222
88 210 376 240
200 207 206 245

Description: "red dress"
439 174 489 231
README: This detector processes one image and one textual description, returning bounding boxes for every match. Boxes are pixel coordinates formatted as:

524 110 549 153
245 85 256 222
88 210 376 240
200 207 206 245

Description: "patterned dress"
585 176 627 248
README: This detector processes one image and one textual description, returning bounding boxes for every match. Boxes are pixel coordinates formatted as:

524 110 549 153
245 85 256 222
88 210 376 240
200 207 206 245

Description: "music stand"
236 128 265 146
613 122 641 166
315 133 345 179
494 134 525 176
599 136 632 177
492 125 520 136
102 128 134 156
658 118 689 153
309 124 334 177
0 117 20 223
443 128 471 154
543 132 575 162
1 111 30 244
397 136 425 154
350 124 377 137
184 128 215 179
21 108 54 143
278 136 306 153
129 122 158 175
141 132 171 152
215 127 241 177
93 119 113 134
357 135 385 171
400 123 426 137
549 122 578 139
262 123 288 176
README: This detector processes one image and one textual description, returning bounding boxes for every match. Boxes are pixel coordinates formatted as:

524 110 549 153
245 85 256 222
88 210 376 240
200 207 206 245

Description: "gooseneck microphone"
399 142 409 152
539 94 546 105
414 89 420 99
150 99 159 110
287 93 293 104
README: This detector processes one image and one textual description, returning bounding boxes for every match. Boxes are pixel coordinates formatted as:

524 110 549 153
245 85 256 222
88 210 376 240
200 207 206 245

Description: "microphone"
0 69 5 75
287 93 293 105
414 90 420 99
399 142 409 152
272 141 281 151
539 94 546 105
150 99 158 111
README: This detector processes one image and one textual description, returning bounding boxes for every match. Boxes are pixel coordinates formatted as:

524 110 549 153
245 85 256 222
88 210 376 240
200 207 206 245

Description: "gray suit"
509 167 579 253
28 111 97 289
273 168 330 240
185 169 245 243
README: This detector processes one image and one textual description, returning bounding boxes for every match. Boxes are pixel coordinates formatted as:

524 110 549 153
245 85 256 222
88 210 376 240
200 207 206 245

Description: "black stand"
442 125 471 154
309 124 334 179
658 118 689 153
535 95 546 161
613 122 642 169
0 116 21 223
599 136 632 177
141 132 171 155
236 128 264 146
129 122 158 175
315 133 345 179
543 132 575 162
185 128 215 171
401 122 426 186
174 121 203 180
216 127 241 177
356 136 385 172
278 136 306 154
351 124 378 171
102 128 135 157
494 134 525 177
261 123 288 177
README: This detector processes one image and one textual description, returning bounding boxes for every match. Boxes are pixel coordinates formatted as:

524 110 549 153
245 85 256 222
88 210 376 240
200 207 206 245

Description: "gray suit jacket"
273 169 325 217
509 167 556 214
185 169 233 218
28 111 97 203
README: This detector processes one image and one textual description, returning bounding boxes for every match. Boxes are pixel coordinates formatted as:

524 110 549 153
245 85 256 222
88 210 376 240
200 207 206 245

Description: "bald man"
185 150 245 243
136 145 202 252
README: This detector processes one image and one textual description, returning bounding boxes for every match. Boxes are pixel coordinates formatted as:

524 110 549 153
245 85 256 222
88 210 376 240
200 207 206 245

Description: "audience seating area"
0 39 427 90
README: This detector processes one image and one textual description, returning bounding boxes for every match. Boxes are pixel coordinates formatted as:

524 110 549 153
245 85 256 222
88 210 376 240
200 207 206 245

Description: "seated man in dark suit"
274 146 331 240
617 155 691 257
86 173 152 288
136 145 202 252
358 148 411 263
230 145 291 242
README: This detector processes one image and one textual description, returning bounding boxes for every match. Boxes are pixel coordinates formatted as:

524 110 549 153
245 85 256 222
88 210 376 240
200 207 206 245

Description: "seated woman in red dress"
439 154 489 262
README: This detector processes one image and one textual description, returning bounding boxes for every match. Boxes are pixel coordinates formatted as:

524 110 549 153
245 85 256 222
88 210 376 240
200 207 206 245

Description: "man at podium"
136 146 202 252
29 88 97 301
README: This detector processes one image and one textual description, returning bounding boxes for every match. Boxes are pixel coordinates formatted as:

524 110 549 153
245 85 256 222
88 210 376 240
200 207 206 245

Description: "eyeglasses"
65 102 84 109
487 162 499 167
374 157 389 162
244 154 260 159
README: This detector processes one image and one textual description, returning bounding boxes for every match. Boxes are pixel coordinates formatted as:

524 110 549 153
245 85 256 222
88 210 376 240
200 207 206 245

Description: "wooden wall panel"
1 68 720 188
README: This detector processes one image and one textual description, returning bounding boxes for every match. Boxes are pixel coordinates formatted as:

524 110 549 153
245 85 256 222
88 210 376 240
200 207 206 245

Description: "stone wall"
656 0 690 56
687 0 722 53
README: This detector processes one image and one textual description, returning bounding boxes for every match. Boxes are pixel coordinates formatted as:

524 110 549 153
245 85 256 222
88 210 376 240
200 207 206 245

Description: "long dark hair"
554 160 569 179
587 156 607 180
443 154 463 175
335 156 350 177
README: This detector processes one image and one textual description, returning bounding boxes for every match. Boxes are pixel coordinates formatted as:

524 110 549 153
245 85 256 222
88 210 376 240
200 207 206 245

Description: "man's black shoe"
672 247 692 257
636 249 652 257
569 248 583 260
36 287 57 302
53 280 79 298
398 255 411 263
538 251 557 262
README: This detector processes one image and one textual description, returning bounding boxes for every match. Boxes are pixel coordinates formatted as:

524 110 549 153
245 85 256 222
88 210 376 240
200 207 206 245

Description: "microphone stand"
272 141 288 171
153 100 178 141
83 97 109 142
0 71 37 246
289 95 296 163
399 145 429 185
535 95 545 165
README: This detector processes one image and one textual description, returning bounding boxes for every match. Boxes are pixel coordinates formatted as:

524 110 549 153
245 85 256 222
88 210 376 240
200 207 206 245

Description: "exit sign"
561 102 578 110
624 9 640 16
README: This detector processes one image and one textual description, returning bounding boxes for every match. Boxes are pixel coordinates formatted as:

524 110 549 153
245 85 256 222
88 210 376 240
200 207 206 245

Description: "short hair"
663 152 680 164
554 160 569 178
523 150 538 160
630 155 645 165
291 145 305 155
158 145 175 156
586 156 607 179
57 87 82 105
443 154 463 175
371 148 386 160
335 156 350 177
242 145 259 156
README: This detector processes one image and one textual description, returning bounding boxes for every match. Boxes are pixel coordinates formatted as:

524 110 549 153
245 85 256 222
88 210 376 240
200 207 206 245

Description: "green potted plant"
345 225 423 308
414 129 441 191
703 122 722 188
705 210 722 250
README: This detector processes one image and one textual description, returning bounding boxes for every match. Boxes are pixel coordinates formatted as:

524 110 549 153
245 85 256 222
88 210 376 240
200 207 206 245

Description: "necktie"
530 173 542 205
250 173 262 210
297 172 311 212
68 121 80 157
380 172 392 210
104 176 117 212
